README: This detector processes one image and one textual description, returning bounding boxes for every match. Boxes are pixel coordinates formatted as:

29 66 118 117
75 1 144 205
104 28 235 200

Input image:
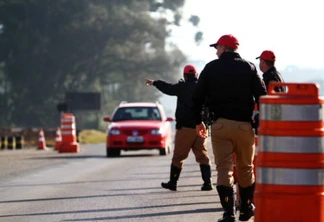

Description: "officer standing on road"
145 65 213 192
256 50 285 92
253 50 285 132
192 34 267 222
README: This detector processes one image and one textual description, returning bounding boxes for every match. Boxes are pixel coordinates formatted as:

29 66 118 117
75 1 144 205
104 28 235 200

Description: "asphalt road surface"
0 143 254 222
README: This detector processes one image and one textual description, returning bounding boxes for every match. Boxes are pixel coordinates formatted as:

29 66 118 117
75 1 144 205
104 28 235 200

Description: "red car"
103 102 174 157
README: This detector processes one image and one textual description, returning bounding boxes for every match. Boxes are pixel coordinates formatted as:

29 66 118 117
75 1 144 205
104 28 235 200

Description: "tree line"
0 0 201 129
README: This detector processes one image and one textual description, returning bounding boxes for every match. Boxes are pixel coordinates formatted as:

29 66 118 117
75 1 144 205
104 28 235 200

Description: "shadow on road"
29 153 162 160
0 201 222 220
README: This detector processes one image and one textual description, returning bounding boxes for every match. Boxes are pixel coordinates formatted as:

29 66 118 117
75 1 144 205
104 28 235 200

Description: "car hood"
109 120 167 129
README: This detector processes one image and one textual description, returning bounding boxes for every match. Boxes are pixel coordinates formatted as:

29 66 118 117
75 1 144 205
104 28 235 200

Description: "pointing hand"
145 78 154 86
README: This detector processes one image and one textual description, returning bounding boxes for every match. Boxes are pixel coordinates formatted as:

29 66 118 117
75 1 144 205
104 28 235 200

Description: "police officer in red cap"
256 50 285 92
145 64 213 192
192 34 267 222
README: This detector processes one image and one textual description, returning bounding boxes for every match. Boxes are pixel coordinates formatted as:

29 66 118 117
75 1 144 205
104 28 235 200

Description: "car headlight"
109 129 120 135
151 129 162 135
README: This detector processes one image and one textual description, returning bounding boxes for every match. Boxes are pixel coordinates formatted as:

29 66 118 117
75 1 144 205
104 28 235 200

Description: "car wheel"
107 147 121 157
159 147 167 156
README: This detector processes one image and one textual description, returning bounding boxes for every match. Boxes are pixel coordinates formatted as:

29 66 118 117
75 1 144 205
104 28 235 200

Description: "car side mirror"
166 117 174 122
103 116 111 122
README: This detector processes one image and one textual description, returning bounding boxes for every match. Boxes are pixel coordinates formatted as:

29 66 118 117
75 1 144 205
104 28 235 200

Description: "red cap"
209 34 239 49
256 50 276 62
183 64 197 75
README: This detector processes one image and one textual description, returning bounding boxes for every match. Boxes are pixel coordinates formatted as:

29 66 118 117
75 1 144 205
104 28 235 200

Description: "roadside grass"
78 129 106 144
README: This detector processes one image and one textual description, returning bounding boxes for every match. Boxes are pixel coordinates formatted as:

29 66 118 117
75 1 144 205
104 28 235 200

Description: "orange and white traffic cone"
38 128 46 150
55 127 62 150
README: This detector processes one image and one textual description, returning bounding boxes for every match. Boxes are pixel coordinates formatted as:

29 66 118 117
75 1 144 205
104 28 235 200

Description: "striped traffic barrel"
60 113 80 153
254 83 324 222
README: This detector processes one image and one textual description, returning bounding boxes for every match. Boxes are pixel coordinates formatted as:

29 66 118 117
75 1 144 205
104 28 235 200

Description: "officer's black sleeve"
192 66 209 125
251 65 267 109
153 80 179 96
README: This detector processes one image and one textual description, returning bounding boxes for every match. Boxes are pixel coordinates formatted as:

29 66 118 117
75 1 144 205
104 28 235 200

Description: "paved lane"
0 143 253 222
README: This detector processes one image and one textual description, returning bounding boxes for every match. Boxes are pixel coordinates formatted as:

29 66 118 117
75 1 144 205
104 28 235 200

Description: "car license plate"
127 136 144 143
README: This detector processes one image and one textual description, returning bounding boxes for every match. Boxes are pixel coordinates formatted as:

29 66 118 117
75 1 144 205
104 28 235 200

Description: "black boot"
200 164 213 191
216 186 236 222
161 164 181 191
239 183 255 221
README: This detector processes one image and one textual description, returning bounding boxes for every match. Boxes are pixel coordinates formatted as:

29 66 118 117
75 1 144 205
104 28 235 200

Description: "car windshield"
112 107 162 121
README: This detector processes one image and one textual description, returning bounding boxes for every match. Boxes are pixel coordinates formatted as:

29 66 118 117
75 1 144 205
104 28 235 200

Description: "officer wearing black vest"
145 65 213 192
256 50 285 92
192 34 267 222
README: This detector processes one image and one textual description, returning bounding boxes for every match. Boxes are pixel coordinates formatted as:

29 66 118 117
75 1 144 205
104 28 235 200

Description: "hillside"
159 66 324 118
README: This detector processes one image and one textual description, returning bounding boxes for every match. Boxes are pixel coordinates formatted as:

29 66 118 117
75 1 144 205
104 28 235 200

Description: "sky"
169 0 324 71
161 0 324 115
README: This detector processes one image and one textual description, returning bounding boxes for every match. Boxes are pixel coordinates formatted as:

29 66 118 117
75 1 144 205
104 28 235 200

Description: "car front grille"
122 129 149 136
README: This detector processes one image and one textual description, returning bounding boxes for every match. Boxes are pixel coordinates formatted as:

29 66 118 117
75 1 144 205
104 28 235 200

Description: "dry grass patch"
78 129 106 144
